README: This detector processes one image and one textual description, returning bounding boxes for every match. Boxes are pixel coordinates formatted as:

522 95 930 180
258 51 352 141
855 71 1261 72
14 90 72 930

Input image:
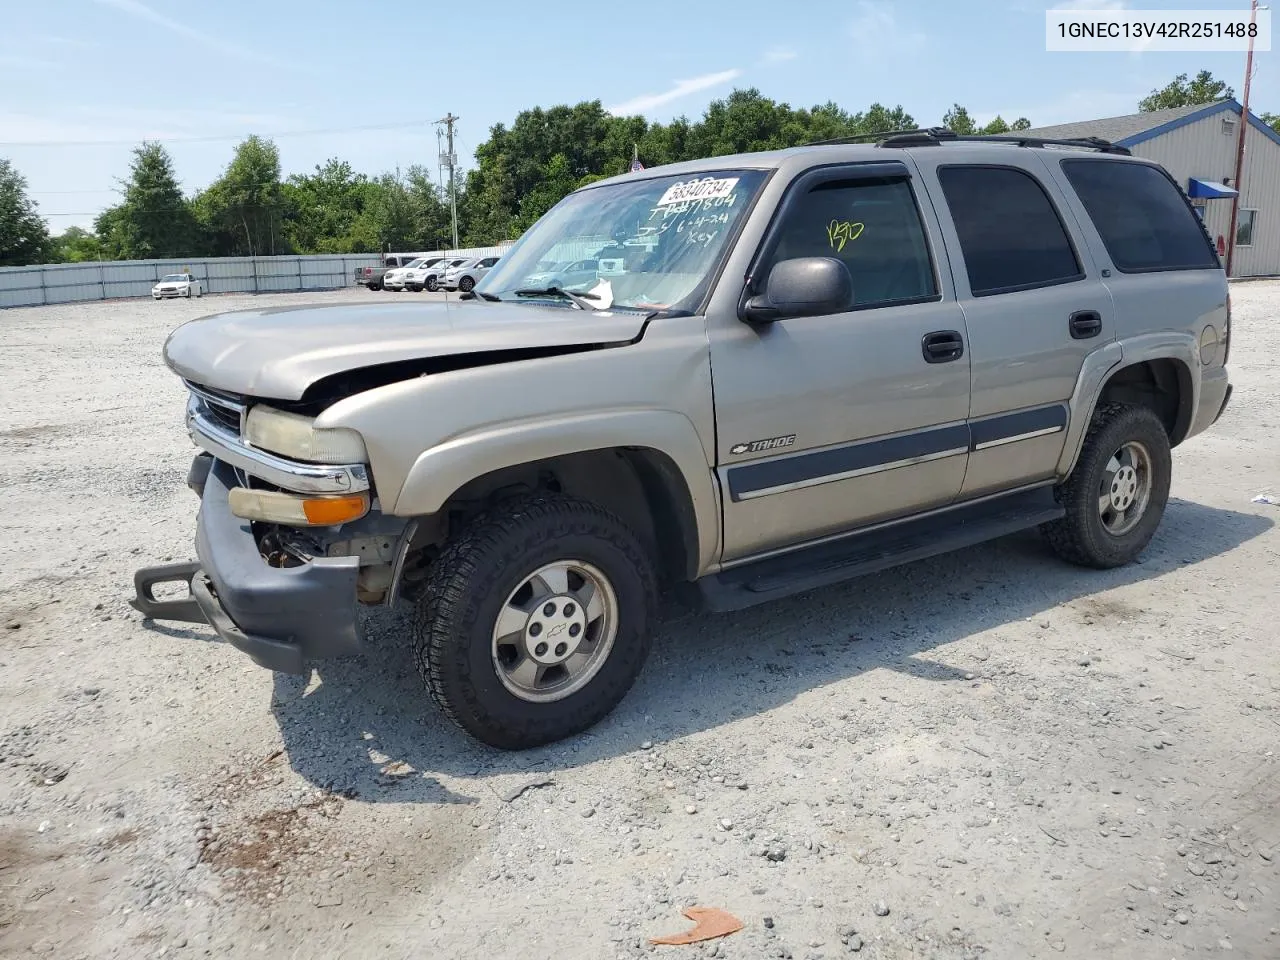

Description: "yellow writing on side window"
827 219 865 252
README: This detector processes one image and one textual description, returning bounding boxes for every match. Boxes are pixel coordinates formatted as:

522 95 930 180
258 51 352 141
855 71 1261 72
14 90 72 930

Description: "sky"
1 0 1273 233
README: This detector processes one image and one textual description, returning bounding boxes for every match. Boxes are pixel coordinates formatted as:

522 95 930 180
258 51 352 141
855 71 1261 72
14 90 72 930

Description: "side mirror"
741 257 854 324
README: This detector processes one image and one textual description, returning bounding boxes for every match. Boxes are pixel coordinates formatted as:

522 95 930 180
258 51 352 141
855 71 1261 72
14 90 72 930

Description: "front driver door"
708 160 973 562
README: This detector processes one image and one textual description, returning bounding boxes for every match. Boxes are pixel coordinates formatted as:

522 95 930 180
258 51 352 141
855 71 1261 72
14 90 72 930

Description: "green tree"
942 104 977 135
1261 112 1279 132
405 165 453 249
100 142 199 259
198 136 287 256
370 172 417 251
49 225 104 263
1011 117 1032 131
0 158 51 266
1140 70 1233 111
282 158 375 253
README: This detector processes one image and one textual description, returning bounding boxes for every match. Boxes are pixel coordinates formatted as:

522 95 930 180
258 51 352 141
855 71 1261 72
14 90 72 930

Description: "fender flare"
1056 334 1199 477
390 409 722 577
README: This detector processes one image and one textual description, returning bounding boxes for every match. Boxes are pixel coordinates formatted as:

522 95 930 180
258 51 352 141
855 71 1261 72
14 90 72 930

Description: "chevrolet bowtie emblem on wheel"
730 434 797 456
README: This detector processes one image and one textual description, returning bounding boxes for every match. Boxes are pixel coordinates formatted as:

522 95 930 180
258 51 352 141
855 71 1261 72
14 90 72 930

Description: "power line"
0 119 438 149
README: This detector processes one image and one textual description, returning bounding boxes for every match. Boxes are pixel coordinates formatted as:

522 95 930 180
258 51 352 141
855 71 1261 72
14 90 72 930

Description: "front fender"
394 409 722 576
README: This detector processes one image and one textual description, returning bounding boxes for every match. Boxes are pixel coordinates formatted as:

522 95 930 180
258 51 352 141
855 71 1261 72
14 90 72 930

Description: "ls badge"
729 434 797 456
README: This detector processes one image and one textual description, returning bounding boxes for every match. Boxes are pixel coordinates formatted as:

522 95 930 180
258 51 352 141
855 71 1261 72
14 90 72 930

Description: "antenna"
435 113 460 251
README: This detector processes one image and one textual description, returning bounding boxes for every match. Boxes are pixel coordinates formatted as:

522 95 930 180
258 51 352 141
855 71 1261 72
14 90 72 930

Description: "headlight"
244 406 368 464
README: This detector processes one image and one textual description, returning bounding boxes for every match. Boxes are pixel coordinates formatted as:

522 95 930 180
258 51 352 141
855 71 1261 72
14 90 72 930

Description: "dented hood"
163 299 646 400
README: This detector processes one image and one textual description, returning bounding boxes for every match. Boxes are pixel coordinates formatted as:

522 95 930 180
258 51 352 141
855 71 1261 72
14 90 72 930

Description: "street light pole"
1225 0 1259 278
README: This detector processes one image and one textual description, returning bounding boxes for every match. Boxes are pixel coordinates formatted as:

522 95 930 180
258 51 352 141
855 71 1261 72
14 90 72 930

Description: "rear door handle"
922 330 965 364
1069 310 1103 339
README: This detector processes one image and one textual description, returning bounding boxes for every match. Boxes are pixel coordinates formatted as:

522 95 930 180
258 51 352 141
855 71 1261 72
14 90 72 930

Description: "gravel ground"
1 284 1277 960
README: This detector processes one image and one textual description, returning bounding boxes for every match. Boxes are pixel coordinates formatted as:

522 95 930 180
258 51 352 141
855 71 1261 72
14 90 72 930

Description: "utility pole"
436 113 460 250
1226 0 1259 278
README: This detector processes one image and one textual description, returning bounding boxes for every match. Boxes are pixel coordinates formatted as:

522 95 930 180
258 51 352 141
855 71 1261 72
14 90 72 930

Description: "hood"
163 299 648 401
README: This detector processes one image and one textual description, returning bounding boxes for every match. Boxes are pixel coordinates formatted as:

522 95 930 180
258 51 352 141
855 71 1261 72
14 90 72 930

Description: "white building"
1025 99 1279 277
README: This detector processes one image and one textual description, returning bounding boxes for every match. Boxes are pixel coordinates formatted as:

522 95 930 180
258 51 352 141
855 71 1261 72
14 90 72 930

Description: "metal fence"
0 242 517 309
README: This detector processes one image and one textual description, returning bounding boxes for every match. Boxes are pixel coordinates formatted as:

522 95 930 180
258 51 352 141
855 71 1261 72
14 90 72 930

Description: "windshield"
401 258 425 269
476 169 768 311
160 274 189 281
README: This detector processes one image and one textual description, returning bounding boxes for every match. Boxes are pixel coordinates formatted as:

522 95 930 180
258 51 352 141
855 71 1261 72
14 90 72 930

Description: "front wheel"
413 494 657 749
458 276 475 293
1041 403 1171 568
426 276 439 292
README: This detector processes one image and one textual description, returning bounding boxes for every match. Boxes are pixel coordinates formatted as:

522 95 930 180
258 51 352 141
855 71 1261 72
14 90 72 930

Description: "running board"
699 486 1064 613
128 560 208 624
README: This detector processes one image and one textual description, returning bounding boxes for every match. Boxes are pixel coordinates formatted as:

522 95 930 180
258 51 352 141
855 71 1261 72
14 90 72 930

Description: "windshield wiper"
468 290 501 302
512 286 601 310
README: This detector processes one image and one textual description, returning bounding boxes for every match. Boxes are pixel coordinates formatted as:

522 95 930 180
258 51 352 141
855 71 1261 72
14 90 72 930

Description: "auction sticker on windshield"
657 176 740 207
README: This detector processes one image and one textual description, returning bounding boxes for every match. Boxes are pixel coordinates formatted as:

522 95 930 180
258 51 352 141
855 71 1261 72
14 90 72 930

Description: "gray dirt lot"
1 283 1277 960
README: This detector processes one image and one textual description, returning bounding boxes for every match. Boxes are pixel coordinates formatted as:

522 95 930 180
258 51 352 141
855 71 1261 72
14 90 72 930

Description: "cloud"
38 35 102 49
849 0 928 56
984 87 1148 127
0 54 59 69
91 0 283 66
606 69 743 116
763 47 797 64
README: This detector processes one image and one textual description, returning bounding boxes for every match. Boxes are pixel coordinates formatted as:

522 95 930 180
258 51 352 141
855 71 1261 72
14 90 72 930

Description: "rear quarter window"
1060 159 1219 273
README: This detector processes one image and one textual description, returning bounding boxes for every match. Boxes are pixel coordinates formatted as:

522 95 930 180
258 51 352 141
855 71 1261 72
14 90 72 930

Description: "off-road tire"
1041 402 1171 568
413 494 657 749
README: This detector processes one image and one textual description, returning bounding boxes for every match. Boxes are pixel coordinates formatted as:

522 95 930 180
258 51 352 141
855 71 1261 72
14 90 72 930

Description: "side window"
938 166 1083 296
1237 209 1258 247
764 177 937 308
1061 159 1218 272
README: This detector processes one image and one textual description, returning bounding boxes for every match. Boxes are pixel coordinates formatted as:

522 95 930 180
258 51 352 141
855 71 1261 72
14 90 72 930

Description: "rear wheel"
413 494 657 749
1041 403 1171 568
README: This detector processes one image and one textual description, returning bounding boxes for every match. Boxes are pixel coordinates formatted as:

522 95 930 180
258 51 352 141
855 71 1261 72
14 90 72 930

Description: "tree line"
1 71 1274 267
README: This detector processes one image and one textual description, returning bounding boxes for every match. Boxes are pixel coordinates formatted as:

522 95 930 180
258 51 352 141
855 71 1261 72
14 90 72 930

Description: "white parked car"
152 274 202 299
383 258 430 292
402 257 451 292
443 256 501 292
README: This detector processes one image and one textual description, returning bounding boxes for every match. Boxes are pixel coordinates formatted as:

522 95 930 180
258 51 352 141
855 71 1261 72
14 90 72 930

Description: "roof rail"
804 127 927 146
877 128 1132 155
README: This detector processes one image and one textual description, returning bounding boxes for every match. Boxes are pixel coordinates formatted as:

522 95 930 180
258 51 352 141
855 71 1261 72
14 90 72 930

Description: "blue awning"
1187 178 1238 199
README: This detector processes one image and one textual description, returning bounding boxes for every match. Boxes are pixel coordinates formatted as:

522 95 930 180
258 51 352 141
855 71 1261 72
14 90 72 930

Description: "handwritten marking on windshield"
827 220 865 252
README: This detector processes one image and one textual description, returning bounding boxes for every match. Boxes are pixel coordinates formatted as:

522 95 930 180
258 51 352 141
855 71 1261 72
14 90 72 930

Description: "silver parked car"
443 256 501 292
520 257 600 292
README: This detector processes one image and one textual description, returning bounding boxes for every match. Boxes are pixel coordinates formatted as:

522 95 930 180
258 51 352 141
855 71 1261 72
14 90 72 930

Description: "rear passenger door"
1046 157 1225 346
911 151 1116 498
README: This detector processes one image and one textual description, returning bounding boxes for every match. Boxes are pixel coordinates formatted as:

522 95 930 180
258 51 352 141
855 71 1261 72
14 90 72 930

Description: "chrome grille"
185 381 245 437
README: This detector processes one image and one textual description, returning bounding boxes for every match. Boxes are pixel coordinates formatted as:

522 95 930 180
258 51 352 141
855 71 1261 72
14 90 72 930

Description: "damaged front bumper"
130 454 407 674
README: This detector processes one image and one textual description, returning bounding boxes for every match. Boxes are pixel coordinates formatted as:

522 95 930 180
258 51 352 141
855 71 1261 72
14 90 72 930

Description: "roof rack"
876 128 1131 155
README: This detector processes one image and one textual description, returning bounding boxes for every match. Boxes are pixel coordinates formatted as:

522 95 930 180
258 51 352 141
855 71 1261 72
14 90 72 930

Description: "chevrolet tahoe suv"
132 130 1233 750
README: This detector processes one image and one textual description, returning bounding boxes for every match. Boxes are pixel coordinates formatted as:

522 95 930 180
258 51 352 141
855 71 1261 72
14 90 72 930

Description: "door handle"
1069 310 1103 339
922 330 965 364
